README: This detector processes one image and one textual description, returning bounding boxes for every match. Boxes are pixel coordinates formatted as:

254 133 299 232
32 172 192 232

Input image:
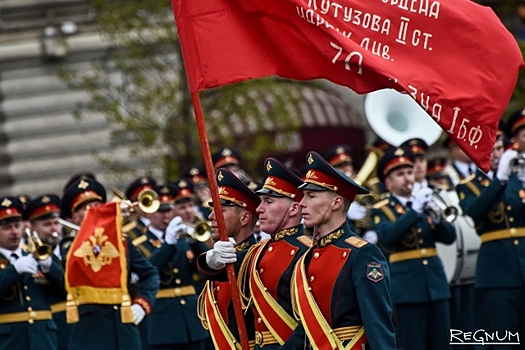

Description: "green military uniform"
295 151 396 350
0 252 64 350
197 168 261 349
24 194 70 350
61 179 159 350
244 157 309 350
68 236 159 350
129 184 210 350
371 147 456 350
0 196 64 350
457 171 525 342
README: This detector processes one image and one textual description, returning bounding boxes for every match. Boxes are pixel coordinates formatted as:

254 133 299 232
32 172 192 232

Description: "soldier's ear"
331 195 344 211
239 210 251 227
288 201 300 217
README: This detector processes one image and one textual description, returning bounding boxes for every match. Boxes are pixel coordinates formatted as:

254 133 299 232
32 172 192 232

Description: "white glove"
131 304 146 325
39 256 53 273
412 187 433 214
205 238 237 270
497 149 518 182
347 202 366 221
164 216 184 245
362 230 378 244
14 256 39 275
424 200 442 224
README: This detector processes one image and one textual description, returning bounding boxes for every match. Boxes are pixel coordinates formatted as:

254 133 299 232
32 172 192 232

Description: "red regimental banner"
172 0 523 171
66 202 128 305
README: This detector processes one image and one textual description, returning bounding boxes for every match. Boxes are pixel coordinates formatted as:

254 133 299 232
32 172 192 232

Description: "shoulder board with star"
458 173 476 185
132 235 148 247
345 236 368 248
296 235 313 247
372 198 389 209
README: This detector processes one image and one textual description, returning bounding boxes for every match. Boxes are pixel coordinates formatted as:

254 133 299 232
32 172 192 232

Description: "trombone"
25 228 53 261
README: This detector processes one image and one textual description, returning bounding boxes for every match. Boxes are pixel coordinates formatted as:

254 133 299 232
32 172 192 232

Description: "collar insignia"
318 229 344 247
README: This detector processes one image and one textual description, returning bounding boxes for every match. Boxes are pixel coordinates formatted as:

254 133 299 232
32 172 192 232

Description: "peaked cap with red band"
125 176 157 202
324 145 353 167
183 167 208 185
257 157 304 201
153 185 177 210
213 169 260 216
60 178 106 219
377 147 415 182
0 196 23 224
212 147 242 169
426 157 449 178
172 179 195 204
298 151 368 201
23 194 60 221
400 138 428 156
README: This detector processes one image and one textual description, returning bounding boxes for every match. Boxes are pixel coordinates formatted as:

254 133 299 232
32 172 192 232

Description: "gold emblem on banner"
73 227 119 273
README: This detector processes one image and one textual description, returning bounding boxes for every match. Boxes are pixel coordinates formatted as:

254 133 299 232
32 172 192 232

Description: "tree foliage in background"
58 0 306 182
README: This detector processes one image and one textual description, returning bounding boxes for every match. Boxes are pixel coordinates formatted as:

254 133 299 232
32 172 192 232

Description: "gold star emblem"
190 168 199 176
266 161 272 172
140 177 149 184
78 180 89 189
248 181 257 191
73 227 119 273
160 186 169 194
41 196 50 203
336 146 344 154
307 154 314 165
222 148 232 156
1 198 11 207
218 171 224 182
178 180 188 188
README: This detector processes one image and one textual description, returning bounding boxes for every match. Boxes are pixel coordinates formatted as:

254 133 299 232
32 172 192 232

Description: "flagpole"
191 92 250 350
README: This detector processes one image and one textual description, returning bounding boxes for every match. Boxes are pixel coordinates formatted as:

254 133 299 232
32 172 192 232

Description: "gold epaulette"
296 235 313 247
132 235 148 247
345 236 368 248
372 199 389 209
122 221 137 234
458 173 476 185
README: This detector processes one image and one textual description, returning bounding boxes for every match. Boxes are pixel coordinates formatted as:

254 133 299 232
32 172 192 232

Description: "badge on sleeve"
366 262 384 283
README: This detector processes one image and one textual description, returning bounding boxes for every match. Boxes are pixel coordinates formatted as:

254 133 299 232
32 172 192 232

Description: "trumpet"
25 228 53 261
112 188 160 214
425 192 458 224
176 220 212 242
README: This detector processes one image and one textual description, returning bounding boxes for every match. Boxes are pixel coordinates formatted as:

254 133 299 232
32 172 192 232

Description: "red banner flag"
172 0 523 171
65 202 133 323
